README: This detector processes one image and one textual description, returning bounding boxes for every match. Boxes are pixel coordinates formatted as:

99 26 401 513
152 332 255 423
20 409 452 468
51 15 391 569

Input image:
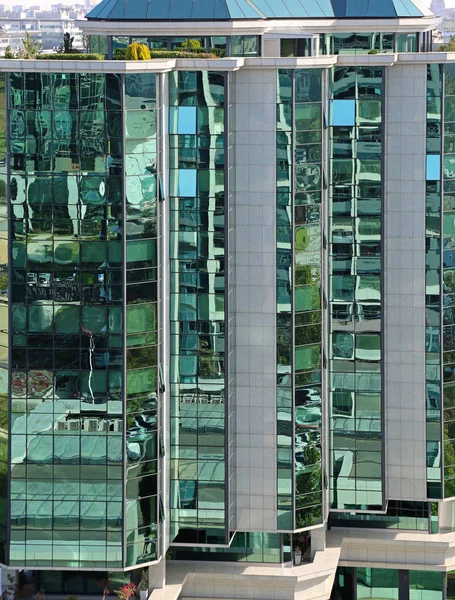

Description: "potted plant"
294 546 302 566
140 570 148 600
115 583 136 600
6 575 16 600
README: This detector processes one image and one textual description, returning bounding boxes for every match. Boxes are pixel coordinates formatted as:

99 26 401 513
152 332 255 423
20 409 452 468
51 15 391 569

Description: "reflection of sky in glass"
427 154 441 181
170 106 197 135
178 170 197 196
331 99 355 127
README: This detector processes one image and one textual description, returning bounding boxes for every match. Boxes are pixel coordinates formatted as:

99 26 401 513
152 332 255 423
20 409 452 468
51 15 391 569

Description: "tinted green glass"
356 568 398 600
276 70 323 531
329 67 384 510
8 73 123 568
169 72 226 545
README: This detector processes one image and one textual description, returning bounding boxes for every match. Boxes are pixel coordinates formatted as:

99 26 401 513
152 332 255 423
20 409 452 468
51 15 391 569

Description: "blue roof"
86 0 427 20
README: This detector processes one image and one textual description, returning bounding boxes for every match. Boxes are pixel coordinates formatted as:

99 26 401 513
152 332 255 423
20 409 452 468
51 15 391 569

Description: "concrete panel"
231 68 278 531
384 64 427 501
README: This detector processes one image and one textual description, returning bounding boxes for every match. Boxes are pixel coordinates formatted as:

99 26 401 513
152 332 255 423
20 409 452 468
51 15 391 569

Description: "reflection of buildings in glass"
0 0 454 597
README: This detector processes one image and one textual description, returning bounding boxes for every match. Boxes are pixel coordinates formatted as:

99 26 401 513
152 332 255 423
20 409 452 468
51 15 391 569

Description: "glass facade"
8 72 124 568
169 71 227 545
410 571 443 600
319 33 395 55
0 16 446 588
318 32 426 55
330 501 434 531
170 531 281 562
357 568 399 600
443 64 455 499
329 66 383 511
0 73 6 565
276 69 292 531
108 35 260 59
276 69 324 531
124 73 160 567
6 71 160 569
333 568 444 600
90 35 109 57
427 64 443 499
447 570 455 599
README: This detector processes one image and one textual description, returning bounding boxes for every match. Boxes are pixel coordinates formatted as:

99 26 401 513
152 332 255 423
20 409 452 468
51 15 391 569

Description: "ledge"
0 57 244 73
2 52 455 73
77 16 436 38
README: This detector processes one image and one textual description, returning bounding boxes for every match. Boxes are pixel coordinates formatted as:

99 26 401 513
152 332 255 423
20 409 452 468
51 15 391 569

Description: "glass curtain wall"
329 66 383 511
8 72 124 567
410 571 443 600
276 69 324 531
330 500 432 531
276 69 293 531
0 73 7 564
426 65 443 499
109 36 259 58
169 71 227 544
334 568 443 600
170 531 281 562
124 74 160 566
356 568 399 600
319 33 395 55
444 64 455 497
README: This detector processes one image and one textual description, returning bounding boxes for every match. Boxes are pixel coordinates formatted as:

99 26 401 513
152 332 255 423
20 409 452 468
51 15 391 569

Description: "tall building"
0 0 454 599
431 0 446 17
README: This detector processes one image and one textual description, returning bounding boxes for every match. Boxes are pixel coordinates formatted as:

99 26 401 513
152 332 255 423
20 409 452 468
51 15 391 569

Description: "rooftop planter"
36 53 105 60
114 43 218 60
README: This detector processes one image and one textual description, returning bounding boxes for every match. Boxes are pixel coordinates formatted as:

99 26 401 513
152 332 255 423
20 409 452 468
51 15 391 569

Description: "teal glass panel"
170 106 197 135
329 67 383 511
169 72 227 545
331 100 355 126
124 74 159 566
8 72 123 568
178 170 197 196
427 155 441 181
356 568 398 599
410 570 443 600
277 69 323 531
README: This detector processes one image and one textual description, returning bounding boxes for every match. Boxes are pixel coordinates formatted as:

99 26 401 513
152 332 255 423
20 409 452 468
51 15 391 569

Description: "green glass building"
2 0 455 599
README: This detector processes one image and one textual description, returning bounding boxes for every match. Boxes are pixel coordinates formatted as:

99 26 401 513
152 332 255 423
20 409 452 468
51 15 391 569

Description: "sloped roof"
86 0 429 20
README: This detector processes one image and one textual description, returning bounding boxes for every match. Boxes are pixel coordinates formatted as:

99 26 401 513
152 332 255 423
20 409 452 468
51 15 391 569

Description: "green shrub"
125 42 151 60
149 50 217 59
138 44 151 60
210 47 226 57
180 38 204 51
36 53 104 60
114 47 127 60
4 45 14 59
368 49 379 54
115 46 218 61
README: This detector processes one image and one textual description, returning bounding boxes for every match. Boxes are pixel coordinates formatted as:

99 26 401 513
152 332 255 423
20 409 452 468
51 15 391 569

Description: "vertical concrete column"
384 64 427 500
148 561 166 591
231 67 278 531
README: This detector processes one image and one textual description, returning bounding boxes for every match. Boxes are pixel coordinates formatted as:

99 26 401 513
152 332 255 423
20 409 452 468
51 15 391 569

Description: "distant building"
431 0 446 17
0 11 83 55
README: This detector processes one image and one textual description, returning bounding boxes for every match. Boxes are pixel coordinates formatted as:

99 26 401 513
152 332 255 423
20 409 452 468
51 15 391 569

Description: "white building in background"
0 11 83 55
